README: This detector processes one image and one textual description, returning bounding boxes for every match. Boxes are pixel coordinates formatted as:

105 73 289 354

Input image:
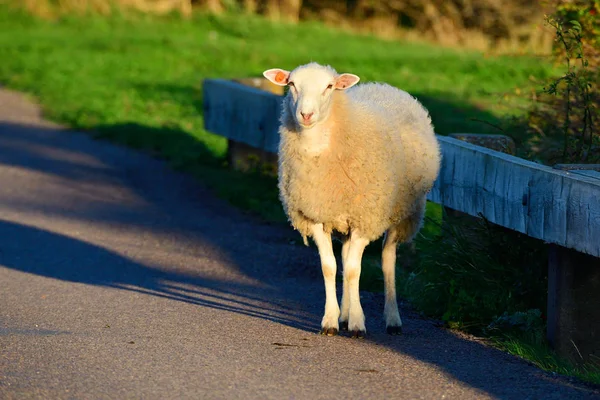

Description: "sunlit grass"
0 8 556 217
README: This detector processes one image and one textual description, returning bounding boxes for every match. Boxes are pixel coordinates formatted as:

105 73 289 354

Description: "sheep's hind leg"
383 198 427 335
311 223 340 336
382 228 402 335
339 237 350 331
345 231 370 338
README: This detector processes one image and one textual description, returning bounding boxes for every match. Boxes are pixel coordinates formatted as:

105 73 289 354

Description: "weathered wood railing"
203 78 600 363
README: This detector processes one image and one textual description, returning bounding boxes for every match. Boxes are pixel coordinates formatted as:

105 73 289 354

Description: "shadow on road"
0 219 316 332
0 121 321 333
0 121 597 398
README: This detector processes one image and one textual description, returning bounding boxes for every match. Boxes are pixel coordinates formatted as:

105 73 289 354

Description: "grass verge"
493 335 600 385
0 6 558 218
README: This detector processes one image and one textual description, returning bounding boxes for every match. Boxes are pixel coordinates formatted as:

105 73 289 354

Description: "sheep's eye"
288 82 295 88
323 84 333 95
327 84 333 90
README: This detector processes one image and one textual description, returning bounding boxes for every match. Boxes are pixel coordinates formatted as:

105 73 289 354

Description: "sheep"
263 62 441 338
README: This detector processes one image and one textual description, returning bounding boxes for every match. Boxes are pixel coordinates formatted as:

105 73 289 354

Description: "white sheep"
263 62 441 338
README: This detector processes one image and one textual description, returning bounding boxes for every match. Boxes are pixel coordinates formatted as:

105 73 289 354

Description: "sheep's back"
346 82 441 229
347 83 432 134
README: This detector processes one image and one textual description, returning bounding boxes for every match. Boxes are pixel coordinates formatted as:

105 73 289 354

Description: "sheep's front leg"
345 231 370 338
310 223 340 336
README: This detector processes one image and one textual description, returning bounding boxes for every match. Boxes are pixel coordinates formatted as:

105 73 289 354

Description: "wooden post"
547 244 600 364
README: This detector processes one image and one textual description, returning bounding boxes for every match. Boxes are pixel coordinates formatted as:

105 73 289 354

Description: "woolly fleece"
277 64 441 244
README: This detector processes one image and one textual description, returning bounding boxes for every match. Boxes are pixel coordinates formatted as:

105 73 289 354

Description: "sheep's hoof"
386 325 403 335
339 321 348 331
320 327 338 336
350 330 366 339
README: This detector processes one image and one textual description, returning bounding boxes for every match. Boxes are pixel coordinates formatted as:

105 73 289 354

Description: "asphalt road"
0 89 598 399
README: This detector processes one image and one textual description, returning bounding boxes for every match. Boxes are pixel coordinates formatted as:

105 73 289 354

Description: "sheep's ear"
263 68 291 86
335 73 360 90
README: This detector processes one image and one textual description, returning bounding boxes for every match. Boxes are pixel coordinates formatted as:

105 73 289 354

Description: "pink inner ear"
264 69 290 86
275 71 288 84
335 74 359 90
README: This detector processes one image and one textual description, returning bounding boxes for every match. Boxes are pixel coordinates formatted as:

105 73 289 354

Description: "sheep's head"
263 63 359 130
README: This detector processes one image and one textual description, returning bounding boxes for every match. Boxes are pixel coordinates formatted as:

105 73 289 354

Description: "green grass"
0 7 557 217
2 5 596 386
494 335 600 385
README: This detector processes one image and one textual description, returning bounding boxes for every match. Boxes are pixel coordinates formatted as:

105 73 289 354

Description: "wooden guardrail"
203 78 600 363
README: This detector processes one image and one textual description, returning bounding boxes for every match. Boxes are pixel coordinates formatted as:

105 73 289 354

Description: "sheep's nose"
300 111 314 121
